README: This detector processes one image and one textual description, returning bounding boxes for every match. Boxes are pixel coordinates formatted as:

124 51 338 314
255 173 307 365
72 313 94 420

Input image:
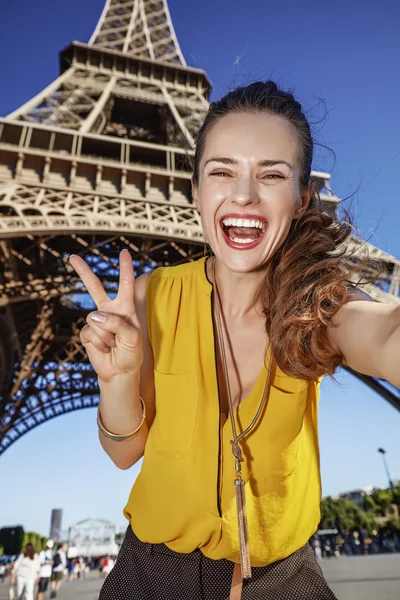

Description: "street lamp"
377 448 394 491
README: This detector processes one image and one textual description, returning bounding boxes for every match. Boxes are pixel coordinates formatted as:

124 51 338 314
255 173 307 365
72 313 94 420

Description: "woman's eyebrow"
257 159 294 171
203 157 294 170
203 157 236 167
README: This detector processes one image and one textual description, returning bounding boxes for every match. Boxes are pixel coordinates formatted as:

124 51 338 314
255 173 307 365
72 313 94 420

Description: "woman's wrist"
98 370 141 388
98 397 146 442
98 372 143 436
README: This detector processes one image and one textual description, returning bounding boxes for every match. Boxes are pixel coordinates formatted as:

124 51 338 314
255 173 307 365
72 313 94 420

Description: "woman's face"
193 112 311 273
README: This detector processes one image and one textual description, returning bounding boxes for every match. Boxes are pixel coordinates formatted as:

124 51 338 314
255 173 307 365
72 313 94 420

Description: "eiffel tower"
0 0 399 455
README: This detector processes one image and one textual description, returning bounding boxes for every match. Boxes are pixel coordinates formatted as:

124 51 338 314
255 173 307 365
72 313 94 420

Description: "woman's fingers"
86 313 116 347
88 311 141 347
80 324 111 353
116 249 135 308
69 254 110 308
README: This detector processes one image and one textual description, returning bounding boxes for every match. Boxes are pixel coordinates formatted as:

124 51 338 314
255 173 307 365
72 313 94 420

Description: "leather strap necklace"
212 257 273 579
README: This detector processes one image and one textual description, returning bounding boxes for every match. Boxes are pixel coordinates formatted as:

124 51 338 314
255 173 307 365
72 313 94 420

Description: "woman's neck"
208 256 265 320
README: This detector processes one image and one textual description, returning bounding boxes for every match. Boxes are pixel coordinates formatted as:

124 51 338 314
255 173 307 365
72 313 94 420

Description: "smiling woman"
192 84 364 382
69 80 400 600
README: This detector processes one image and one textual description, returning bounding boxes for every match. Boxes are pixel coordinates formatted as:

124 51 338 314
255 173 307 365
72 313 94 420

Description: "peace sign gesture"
69 249 143 383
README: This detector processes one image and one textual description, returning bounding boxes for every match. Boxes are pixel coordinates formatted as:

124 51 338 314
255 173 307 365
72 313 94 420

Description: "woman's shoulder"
149 257 206 283
145 258 208 301
145 259 209 340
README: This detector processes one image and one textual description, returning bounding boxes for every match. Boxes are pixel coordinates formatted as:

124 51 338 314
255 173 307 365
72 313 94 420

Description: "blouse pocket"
151 370 199 459
253 382 308 490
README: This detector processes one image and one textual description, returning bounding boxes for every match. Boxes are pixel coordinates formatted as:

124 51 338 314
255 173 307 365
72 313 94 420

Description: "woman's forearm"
381 307 400 387
98 372 148 469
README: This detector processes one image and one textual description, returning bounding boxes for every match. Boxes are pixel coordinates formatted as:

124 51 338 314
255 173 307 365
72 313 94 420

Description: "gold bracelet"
97 397 146 442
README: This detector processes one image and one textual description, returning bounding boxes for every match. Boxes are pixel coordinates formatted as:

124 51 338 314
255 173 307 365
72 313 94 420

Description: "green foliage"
391 486 400 508
320 497 377 535
40 536 48 551
321 485 400 537
22 532 48 553
371 489 394 513
363 495 379 513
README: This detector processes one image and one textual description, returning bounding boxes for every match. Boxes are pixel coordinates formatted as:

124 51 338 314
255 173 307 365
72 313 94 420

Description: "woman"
10 543 40 600
70 81 400 599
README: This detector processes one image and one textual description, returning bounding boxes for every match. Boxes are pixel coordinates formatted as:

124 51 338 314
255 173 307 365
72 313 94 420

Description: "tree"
320 498 377 535
371 489 394 515
363 495 379 514
22 532 47 553
392 486 400 508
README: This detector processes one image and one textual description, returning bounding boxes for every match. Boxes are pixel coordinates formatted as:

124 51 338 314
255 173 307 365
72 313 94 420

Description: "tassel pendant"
235 477 252 579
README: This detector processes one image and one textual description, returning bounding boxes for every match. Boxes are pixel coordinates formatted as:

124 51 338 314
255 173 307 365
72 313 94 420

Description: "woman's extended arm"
98 271 155 469
69 251 155 470
328 293 400 386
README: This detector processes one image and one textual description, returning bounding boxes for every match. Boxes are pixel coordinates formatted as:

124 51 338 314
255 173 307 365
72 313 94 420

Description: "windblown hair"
192 81 371 380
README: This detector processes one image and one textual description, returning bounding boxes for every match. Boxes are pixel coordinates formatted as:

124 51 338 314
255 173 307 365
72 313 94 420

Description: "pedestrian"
70 80 400 600
9 543 40 600
84 559 90 578
98 558 104 577
37 540 53 600
313 540 322 561
101 556 114 578
66 558 75 582
50 543 67 598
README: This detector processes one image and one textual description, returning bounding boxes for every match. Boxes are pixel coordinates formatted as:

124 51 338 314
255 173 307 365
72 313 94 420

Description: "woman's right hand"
69 249 143 383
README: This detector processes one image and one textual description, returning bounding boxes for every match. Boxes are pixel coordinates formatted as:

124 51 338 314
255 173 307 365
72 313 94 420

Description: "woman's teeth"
221 216 267 245
222 217 264 229
231 237 257 245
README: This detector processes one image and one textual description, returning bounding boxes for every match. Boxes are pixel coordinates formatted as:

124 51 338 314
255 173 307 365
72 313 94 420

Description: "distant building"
50 509 63 541
67 517 119 558
337 486 376 508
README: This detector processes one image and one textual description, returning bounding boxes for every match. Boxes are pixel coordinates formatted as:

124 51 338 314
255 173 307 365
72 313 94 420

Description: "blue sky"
0 0 399 536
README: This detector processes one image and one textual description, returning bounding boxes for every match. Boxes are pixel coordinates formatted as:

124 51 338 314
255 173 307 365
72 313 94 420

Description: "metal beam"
89 0 186 65
343 366 400 412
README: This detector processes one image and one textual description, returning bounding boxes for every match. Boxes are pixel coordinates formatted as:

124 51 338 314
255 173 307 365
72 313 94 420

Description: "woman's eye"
208 171 284 179
263 173 284 180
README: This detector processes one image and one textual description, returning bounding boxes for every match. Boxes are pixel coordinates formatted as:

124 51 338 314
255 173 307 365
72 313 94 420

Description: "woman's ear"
293 184 313 219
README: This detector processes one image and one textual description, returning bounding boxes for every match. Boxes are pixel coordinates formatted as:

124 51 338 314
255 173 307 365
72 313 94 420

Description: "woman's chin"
213 247 269 274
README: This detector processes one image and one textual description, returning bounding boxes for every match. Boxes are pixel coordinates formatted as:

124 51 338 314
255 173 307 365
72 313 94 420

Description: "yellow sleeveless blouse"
124 258 322 566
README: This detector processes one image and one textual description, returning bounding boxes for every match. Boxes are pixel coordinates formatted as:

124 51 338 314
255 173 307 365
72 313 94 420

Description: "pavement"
321 553 400 600
0 554 399 599
0 573 102 600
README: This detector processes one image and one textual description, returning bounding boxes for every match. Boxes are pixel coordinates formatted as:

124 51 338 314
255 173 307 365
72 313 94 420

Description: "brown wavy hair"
23 543 35 560
192 81 372 380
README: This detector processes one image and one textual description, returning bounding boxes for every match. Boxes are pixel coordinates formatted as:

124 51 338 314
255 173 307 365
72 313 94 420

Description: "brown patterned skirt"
99 525 337 600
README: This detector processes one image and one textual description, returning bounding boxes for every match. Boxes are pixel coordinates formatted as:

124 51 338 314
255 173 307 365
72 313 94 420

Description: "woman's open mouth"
220 215 268 250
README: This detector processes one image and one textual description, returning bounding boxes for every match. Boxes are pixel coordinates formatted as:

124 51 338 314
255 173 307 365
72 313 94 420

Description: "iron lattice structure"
0 0 399 455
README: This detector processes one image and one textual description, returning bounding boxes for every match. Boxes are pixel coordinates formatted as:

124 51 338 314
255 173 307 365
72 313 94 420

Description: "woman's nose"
231 176 260 206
